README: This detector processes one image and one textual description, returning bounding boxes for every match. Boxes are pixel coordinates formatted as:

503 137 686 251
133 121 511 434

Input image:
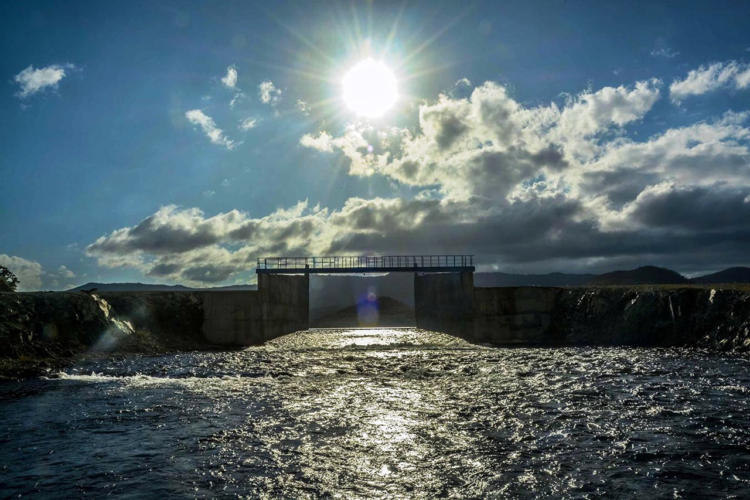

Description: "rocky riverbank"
554 286 750 350
472 285 750 350
0 291 215 379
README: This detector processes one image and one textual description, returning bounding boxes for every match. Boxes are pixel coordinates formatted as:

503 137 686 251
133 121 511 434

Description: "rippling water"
2 327 750 498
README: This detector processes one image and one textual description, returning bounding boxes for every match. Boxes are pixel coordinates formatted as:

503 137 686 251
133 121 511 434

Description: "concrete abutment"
414 272 475 338
201 274 309 345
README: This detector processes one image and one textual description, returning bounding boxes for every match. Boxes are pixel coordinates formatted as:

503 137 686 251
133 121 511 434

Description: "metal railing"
256 255 474 272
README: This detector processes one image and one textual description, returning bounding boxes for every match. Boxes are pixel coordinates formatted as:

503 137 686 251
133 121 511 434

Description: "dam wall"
257 274 309 341
473 287 560 344
201 291 264 344
414 272 474 337
199 275 309 345
470 286 750 349
3 281 750 378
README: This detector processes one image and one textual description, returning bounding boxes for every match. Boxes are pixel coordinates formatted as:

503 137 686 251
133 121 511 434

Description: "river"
2 327 750 498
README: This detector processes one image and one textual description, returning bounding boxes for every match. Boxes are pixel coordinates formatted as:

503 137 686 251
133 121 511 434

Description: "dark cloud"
182 265 235 283
628 184 750 230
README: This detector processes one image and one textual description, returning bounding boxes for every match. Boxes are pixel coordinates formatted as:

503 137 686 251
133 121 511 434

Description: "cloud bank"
89 64 750 285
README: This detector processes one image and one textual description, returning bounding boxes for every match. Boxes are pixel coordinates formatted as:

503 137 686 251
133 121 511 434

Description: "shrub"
0 265 19 292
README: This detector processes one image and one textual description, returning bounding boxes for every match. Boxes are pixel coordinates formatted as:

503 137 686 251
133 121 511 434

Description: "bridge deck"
256 255 474 274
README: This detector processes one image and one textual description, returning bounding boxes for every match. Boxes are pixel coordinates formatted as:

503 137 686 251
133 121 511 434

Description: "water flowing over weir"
2 328 750 497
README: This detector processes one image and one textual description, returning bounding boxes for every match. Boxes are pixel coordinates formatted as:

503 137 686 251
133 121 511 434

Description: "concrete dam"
206 255 750 349
3 254 750 378
203 262 750 350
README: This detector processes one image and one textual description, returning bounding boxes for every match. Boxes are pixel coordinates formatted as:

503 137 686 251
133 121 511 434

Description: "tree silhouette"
0 265 19 292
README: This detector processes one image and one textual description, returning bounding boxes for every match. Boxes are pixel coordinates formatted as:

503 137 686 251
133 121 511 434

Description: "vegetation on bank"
0 266 19 292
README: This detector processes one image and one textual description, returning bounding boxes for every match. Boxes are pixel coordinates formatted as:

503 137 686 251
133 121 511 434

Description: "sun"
342 58 398 118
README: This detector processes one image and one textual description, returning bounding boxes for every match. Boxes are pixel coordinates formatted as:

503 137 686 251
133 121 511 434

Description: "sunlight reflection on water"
333 327 412 347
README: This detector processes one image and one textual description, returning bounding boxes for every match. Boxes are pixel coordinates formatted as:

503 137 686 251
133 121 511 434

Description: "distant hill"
587 266 688 286
691 267 750 284
309 273 414 322
68 282 256 292
475 272 595 287
312 296 415 327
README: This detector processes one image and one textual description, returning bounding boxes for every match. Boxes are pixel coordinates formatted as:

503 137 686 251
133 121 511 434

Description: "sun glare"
342 58 398 118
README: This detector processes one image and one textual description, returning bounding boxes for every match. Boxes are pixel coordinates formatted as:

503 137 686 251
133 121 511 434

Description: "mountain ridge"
68 282 257 292
66 265 750 294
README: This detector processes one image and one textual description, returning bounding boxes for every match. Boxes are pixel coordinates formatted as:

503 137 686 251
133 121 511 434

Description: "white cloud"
670 61 750 101
57 265 75 279
300 131 334 152
221 65 238 88
299 79 661 197
0 254 43 290
736 67 750 89
240 117 257 130
556 79 661 138
296 99 310 114
259 80 282 105
185 109 236 149
0 256 77 290
14 64 74 98
229 92 244 108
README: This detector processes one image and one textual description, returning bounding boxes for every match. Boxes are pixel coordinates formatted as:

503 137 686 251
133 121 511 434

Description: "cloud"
620 183 750 231
221 65 238 88
87 202 332 285
258 80 282 105
185 109 236 149
0 254 43 290
14 64 74 98
650 47 679 59
229 92 244 108
90 76 750 283
670 61 750 101
57 265 75 279
240 117 257 130
0 255 76 290
736 67 750 89
300 131 334 152
296 99 310 114
300 79 660 198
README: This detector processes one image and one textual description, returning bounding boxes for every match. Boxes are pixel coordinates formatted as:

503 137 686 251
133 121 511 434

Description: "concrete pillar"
258 273 309 341
414 271 474 338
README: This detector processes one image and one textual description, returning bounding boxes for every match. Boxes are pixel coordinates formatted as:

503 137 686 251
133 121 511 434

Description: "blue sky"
2 0 750 289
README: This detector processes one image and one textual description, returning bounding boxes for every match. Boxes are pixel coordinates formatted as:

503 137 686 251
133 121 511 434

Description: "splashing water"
1 328 750 497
